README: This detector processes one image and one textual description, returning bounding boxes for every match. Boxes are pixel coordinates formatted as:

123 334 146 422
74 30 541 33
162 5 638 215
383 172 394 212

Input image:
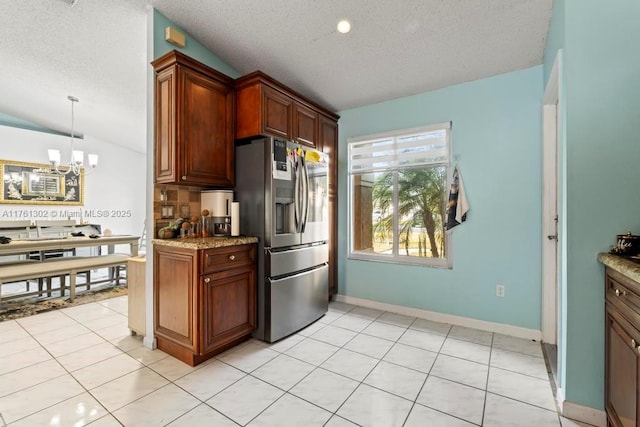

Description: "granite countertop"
598 253 640 283
152 236 258 250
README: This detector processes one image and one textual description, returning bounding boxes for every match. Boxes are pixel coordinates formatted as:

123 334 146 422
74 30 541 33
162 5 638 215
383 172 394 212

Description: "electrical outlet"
496 284 505 297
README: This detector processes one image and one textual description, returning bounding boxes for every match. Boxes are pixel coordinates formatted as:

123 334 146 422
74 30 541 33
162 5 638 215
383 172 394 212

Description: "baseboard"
334 294 542 341
556 386 565 412
561 399 606 427
143 336 157 349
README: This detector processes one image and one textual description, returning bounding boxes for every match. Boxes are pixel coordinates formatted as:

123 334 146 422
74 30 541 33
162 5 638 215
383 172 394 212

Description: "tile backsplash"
153 184 201 237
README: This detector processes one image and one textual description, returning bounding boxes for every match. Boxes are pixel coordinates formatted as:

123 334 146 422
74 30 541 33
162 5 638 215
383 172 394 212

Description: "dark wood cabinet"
235 71 336 149
236 71 339 300
292 102 319 147
152 50 235 187
154 242 257 366
201 265 255 355
605 266 640 427
263 86 292 139
319 116 339 298
154 248 198 352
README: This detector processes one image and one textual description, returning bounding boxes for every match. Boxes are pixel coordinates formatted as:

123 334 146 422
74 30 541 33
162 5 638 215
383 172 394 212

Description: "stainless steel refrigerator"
235 137 329 342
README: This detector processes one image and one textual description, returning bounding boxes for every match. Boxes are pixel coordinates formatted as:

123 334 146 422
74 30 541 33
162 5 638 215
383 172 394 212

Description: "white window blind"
348 122 451 174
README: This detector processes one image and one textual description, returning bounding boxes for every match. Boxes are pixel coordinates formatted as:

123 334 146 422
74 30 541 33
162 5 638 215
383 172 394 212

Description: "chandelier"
48 96 98 176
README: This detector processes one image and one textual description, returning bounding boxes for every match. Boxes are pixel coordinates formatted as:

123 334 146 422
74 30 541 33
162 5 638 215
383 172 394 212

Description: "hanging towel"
445 165 469 231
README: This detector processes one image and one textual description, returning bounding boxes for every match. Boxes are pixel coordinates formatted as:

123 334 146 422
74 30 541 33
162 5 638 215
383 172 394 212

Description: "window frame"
347 122 453 268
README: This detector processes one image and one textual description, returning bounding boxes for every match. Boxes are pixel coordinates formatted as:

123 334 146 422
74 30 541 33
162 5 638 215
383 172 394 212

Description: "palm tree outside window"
348 122 451 268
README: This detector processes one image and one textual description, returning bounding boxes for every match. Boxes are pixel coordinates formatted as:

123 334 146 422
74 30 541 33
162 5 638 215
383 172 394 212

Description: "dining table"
0 234 140 258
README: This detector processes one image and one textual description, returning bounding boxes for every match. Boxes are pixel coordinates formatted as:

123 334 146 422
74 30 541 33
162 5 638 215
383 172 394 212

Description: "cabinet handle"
229 255 235 261
204 277 211 283
615 289 626 297
181 176 187 181
633 339 637 348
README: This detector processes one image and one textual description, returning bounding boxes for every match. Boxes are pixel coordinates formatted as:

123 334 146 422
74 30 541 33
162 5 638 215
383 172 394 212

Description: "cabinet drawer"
202 244 256 274
607 268 640 317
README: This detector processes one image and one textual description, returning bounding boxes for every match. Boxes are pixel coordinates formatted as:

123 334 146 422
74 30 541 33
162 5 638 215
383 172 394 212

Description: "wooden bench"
0 254 129 303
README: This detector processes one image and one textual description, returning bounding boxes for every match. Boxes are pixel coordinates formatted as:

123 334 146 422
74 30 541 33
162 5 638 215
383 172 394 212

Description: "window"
348 122 451 268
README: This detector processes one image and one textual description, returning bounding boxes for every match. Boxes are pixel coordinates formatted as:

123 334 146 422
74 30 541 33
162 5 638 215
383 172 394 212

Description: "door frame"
542 50 563 345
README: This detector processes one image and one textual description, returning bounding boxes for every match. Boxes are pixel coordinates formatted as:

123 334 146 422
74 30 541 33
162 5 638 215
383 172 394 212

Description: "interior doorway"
542 50 563 392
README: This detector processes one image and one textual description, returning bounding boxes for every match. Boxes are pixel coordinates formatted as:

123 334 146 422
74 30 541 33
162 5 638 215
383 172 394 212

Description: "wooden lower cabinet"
605 267 640 427
201 265 256 355
154 243 256 366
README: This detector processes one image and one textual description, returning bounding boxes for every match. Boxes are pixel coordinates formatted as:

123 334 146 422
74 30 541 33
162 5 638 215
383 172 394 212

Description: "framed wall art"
0 159 84 205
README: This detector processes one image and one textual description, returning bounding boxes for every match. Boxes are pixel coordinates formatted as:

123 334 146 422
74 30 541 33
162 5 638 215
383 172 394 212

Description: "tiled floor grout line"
8 299 167 426
1 301 562 426
236 308 376 426
3 307 496 426
9 310 120 426
321 307 383 426
329 319 397 424
206 321 326 425
398 318 485 427
399 323 441 427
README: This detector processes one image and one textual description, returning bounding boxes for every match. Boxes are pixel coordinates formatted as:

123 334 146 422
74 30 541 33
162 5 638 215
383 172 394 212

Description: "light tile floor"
0 296 593 426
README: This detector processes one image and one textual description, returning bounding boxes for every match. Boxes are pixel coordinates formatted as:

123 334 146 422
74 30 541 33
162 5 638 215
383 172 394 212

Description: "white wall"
0 125 145 237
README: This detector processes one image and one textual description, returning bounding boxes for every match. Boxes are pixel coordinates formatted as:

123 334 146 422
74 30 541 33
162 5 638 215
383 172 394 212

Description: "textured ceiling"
151 0 552 111
0 0 148 152
0 0 551 153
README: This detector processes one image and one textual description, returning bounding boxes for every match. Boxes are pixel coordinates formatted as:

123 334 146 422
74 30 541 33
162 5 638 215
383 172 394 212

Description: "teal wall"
153 9 240 77
0 112 66 136
338 66 544 329
558 0 640 411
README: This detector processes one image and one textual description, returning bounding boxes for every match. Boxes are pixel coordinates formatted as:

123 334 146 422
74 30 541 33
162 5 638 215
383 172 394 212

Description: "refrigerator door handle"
294 155 303 233
301 159 310 233
268 263 327 283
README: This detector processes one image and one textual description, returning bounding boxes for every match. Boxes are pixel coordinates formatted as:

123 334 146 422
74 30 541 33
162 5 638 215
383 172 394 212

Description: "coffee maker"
201 190 233 236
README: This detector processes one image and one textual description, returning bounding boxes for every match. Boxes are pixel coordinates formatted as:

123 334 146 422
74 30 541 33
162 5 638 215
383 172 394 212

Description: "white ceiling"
0 0 551 154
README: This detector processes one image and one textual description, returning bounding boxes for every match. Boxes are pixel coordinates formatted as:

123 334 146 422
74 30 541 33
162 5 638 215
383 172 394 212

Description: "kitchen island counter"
152 236 258 250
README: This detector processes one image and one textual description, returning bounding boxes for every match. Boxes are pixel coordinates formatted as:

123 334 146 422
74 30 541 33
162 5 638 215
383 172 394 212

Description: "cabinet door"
606 307 639 427
293 102 319 147
154 248 198 352
155 66 177 183
319 116 338 298
263 86 292 139
180 67 235 187
200 265 256 354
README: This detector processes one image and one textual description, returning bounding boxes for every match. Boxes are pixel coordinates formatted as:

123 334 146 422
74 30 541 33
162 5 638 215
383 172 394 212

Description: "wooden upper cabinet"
319 116 338 179
235 70 339 301
263 86 292 139
235 71 337 148
155 66 177 183
292 102 319 147
152 50 235 187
